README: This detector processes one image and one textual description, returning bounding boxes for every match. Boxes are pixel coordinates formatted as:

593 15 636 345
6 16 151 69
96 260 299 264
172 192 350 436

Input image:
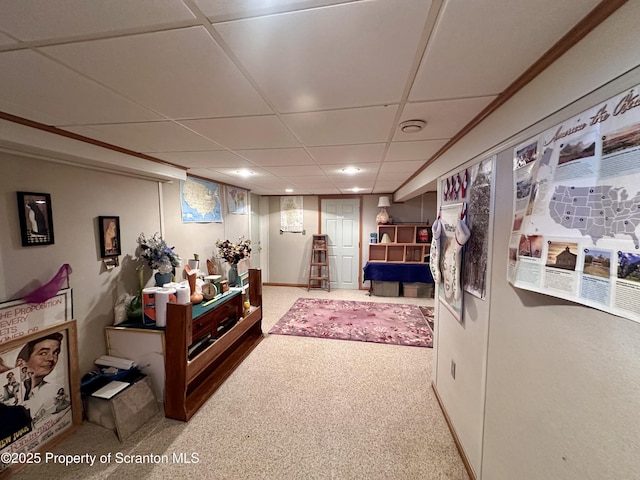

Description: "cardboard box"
403 282 433 298
372 281 399 297
85 376 158 441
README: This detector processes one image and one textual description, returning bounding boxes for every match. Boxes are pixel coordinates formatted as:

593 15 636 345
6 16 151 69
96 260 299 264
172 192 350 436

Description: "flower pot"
154 271 172 287
228 264 238 287
188 259 200 270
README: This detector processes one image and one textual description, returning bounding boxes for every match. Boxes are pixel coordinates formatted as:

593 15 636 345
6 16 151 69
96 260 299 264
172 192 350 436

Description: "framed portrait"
16 192 54 247
0 321 81 477
99 216 121 258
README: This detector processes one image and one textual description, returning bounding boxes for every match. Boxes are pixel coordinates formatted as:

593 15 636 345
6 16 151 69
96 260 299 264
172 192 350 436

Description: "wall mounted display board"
508 82 640 323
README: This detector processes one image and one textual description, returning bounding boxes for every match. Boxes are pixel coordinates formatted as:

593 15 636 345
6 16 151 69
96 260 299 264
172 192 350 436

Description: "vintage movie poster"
0 324 77 473
0 289 72 346
508 83 640 323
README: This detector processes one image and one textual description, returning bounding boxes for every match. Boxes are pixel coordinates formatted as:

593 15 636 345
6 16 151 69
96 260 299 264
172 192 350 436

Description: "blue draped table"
363 261 434 284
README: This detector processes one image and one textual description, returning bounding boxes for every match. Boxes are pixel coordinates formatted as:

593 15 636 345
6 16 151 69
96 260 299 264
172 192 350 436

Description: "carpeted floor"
270 298 434 347
10 286 469 480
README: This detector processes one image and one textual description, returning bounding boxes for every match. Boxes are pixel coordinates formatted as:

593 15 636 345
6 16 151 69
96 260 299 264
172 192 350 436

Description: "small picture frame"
416 227 431 244
17 192 54 246
99 216 121 257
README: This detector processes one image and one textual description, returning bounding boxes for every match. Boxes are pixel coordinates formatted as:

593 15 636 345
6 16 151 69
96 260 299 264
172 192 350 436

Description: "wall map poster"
180 177 222 223
508 83 640 323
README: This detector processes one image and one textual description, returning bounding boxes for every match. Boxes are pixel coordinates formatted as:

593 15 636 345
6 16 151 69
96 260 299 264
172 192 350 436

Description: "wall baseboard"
432 382 477 480
263 282 308 287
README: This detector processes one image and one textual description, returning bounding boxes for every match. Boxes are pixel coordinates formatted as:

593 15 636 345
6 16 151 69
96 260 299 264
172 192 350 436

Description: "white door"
321 198 360 289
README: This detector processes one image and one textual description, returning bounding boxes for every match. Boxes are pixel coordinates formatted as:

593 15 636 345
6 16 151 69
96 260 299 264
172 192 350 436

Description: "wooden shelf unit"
164 268 263 421
370 224 431 263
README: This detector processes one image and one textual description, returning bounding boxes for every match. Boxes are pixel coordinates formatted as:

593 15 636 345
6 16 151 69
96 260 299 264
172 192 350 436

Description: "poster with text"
508 83 640 323
0 289 72 346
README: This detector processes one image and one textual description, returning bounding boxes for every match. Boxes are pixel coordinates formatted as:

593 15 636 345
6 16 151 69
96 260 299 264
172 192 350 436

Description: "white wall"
0 153 249 373
424 3 640 479
267 194 436 287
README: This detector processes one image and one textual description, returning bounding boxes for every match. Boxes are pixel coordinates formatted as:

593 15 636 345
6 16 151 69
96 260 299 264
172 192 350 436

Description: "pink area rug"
269 298 434 348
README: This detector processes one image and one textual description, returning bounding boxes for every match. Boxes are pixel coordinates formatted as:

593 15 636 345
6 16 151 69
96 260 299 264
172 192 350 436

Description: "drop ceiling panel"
214 0 432 112
263 165 325 176
410 0 602 101
181 116 299 149
320 163 379 177
386 139 448 161
282 105 398 146
282 176 335 187
195 0 356 22
308 144 386 165
0 1 196 42
235 148 315 166
153 151 259 170
64 122 221 153
0 49 161 125
0 31 17 47
41 27 272 119
394 97 496 141
379 160 424 174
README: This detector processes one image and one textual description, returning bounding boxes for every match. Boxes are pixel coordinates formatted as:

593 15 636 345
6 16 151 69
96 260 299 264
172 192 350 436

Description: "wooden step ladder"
308 234 330 292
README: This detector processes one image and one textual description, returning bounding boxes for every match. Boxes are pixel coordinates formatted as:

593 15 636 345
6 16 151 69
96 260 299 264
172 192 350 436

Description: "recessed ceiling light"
285 188 294 193
350 187 363 192
341 167 360 175
399 119 427 133
235 169 254 177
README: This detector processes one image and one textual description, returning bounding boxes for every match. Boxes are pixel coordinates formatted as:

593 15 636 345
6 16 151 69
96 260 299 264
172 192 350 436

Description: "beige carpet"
12 286 469 480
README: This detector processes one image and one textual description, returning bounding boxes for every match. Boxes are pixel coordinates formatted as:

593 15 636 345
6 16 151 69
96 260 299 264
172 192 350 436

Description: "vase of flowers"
215 238 251 286
137 232 181 286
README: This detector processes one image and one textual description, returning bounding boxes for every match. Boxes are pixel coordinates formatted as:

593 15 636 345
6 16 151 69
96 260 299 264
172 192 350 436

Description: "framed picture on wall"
0 321 82 477
16 192 54 247
99 216 121 257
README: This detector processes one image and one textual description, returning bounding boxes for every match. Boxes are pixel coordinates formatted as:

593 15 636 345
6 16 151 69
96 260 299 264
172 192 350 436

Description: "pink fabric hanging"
22 264 72 304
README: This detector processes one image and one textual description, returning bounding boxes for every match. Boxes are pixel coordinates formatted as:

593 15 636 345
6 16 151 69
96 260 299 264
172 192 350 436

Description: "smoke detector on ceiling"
399 119 427 133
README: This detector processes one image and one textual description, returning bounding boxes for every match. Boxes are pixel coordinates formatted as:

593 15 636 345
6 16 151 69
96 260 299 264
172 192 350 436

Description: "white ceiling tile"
379 160 425 174
63 122 221 153
411 0 601 101
214 0 431 112
307 144 386 165
0 50 161 125
0 1 196 42
0 31 18 46
282 106 398 146
235 148 315 166
196 0 355 22
42 27 272 119
154 151 259 169
394 97 496 141
281 176 335 186
180 116 299 149
264 165 325 176
386 140 447 161
186 168 237 184
209 166 271 178
320 163 379 177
